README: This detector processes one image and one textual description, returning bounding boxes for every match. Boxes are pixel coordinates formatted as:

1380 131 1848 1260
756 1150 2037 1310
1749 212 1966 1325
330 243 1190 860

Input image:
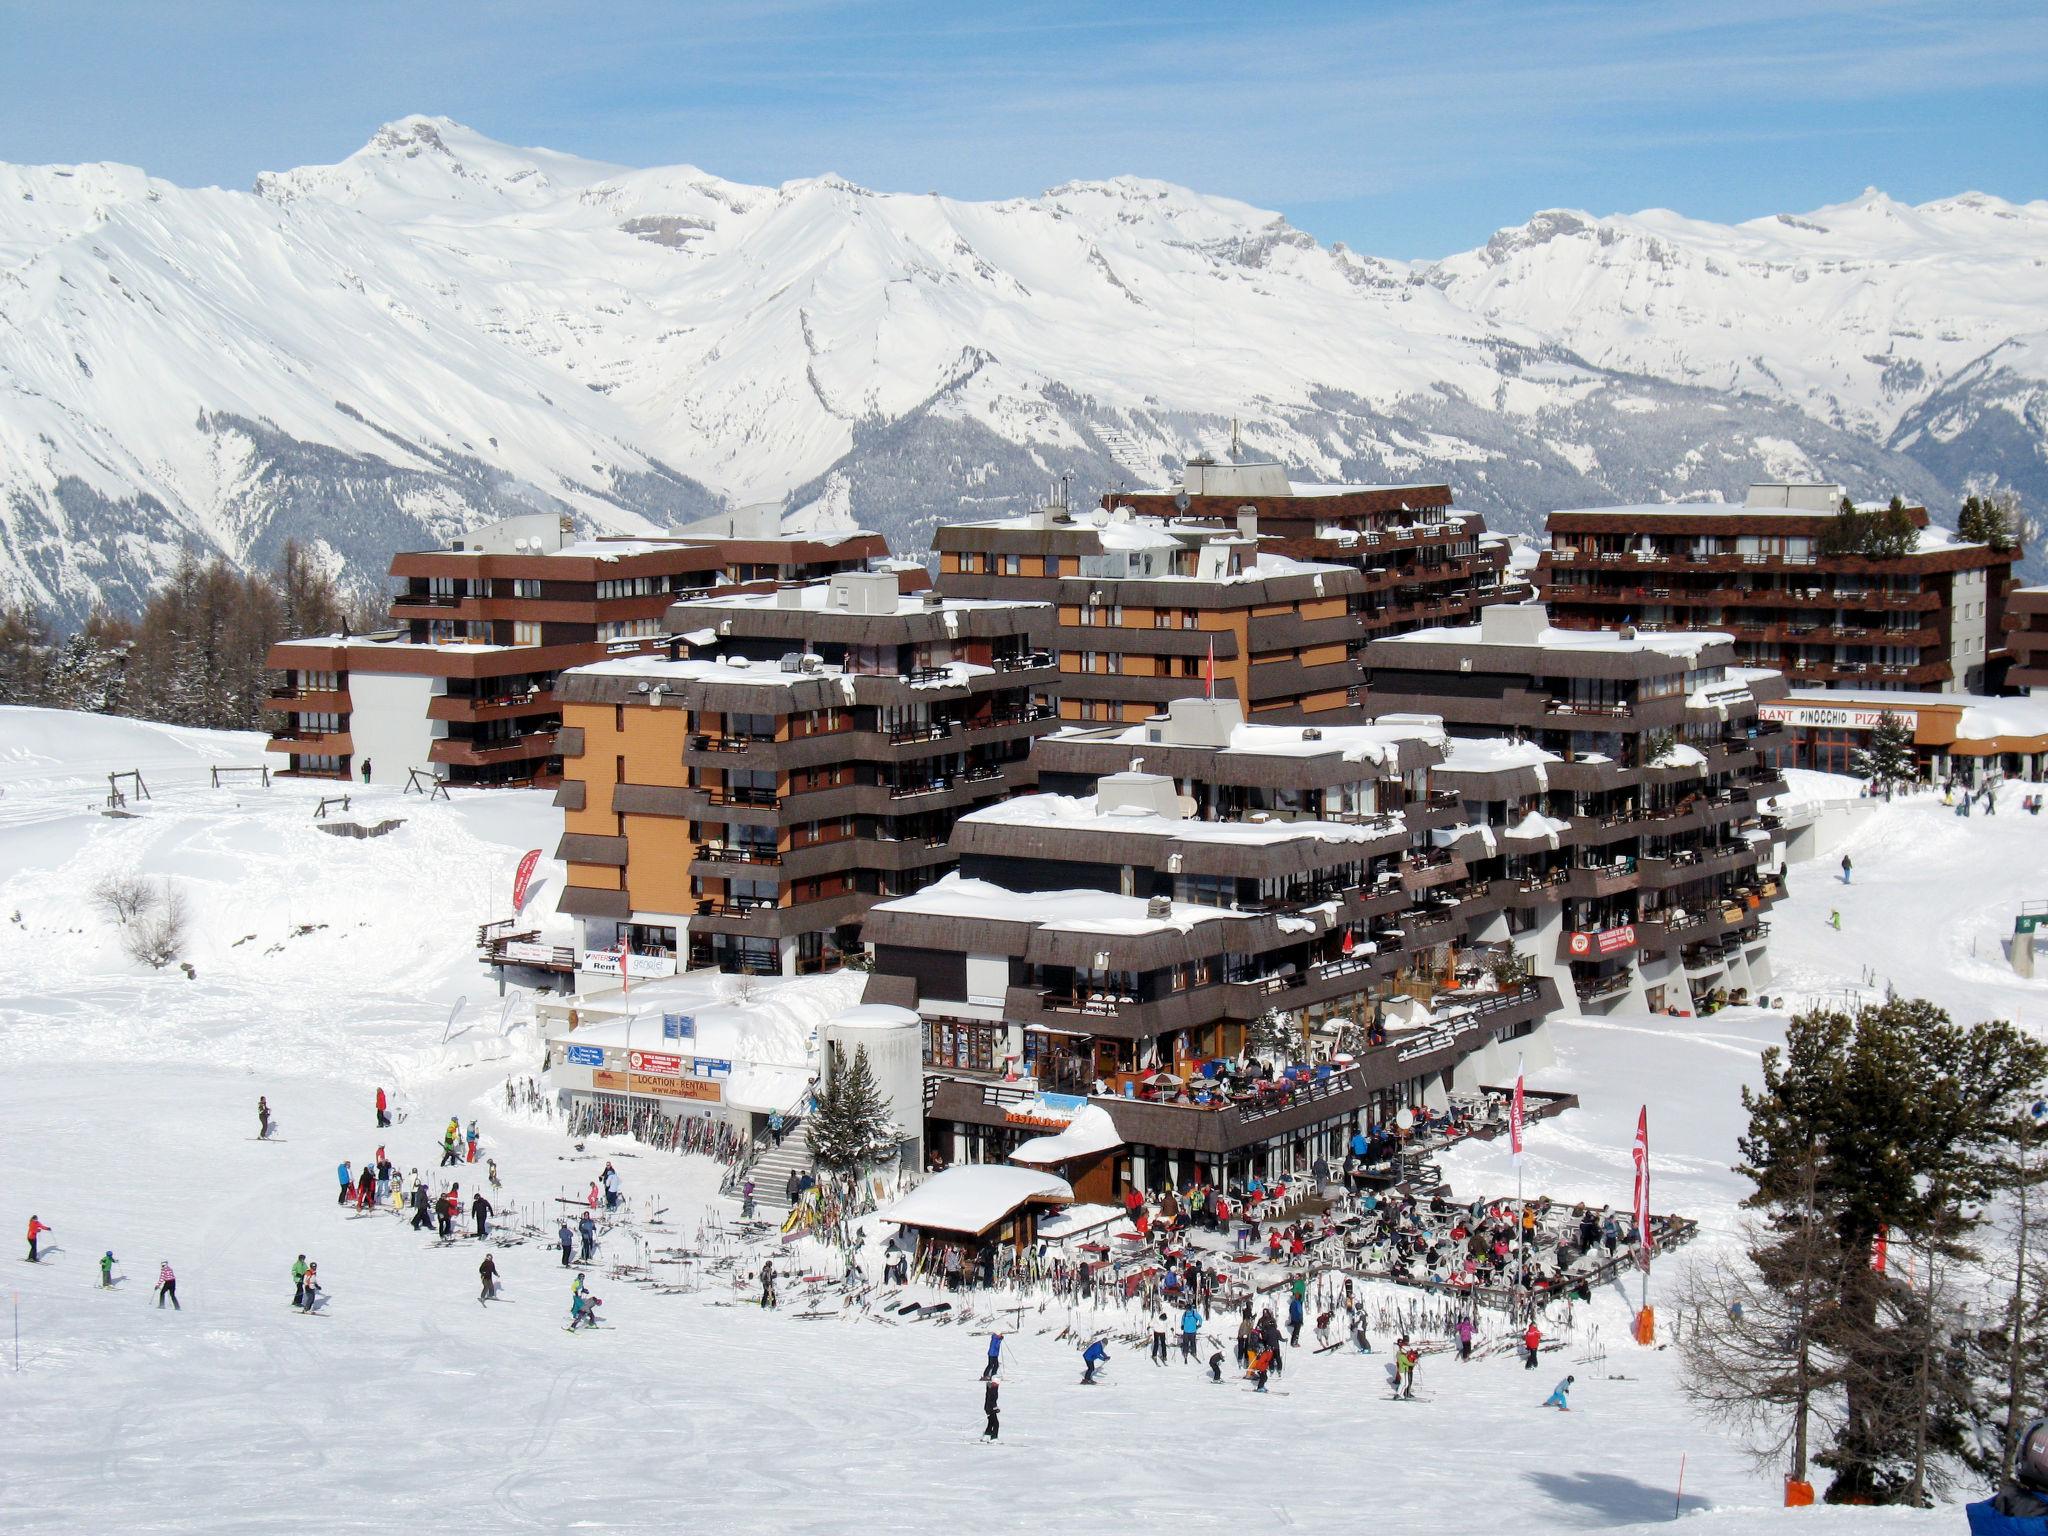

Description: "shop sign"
1567 924 1638 958
580 949 677 980
504 940 556 964
628 1050 683 1077
1760 703 1917 733
593 1069 722 1102
662 1013 695 1041
691 1057 733 1079
1003 1090 1085 1128
565 1044 605 1067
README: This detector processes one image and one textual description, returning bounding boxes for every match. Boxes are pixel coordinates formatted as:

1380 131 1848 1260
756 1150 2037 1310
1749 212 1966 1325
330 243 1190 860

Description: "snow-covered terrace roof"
1377 621 1733 660
872 874 1240 937
880 1166 1074 1236
1060 716 1443 764
960 792 1399 846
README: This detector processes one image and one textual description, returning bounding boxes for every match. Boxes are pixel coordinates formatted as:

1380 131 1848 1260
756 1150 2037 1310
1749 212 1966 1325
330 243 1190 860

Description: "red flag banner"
1632 1106 1651 1270
616 940 632 998
511 848 542 913
1509 1059 1526 1162
1204 637 1215 701
1873 1225 1887 1274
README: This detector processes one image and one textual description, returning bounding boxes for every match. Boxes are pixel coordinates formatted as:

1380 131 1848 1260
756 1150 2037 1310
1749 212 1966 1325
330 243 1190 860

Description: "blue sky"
3 0 2043 257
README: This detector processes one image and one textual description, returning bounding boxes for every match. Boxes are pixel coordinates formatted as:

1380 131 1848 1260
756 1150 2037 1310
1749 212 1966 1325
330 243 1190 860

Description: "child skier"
982 1378 1000 1441
156 1260 179 1309
298 1262 321 1312
99 1250 117 1288
479 1254 498 1303
982 1331 1004 1380
1208 1350 1225 1382
257 1096 272 1139
1543 1374 1575 1411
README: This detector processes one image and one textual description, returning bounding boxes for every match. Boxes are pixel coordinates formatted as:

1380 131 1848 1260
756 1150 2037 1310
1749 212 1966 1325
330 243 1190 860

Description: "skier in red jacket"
25 1215 50 1262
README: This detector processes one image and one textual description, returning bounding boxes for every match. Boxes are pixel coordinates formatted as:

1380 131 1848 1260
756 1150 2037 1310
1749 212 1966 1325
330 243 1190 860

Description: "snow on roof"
1379 620 1730 660
827 1003 922 1030
1285 480 1441 498
1441 737 1560 773
273 634 512 654
1008 1104 1125 1165
1502 811 1572 845
1651 743 1708 769
542 969 863 1074
873 874 1239 936
962 792 1400 846
565 654 817 690
880 1165 1073 1235
678 584 1038 616
1095 522 1185 552
1071 714 1441 765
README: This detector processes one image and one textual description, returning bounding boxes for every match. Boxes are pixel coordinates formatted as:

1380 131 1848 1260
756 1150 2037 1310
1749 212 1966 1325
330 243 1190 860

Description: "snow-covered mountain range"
3 115 2043 623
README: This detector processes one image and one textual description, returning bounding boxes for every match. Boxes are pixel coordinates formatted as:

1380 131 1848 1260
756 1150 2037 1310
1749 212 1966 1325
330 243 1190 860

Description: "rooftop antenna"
1229 417 1242 463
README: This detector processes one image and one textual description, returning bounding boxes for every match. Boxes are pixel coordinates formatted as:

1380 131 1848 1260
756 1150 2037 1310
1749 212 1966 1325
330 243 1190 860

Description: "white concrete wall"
1948 569 1987 693
348 672 441 786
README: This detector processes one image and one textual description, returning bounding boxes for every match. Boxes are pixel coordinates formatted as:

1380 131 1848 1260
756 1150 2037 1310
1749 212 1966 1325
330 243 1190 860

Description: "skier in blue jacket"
1080 1338 1109 1384
335 1161 351 1205
1970 1420 2048 1534
1180 1306 1202 1361
982 1331 1004 1380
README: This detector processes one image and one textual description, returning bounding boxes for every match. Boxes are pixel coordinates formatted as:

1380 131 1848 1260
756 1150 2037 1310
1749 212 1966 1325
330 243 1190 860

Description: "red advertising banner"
511 848 542 912
627 1051 682 1077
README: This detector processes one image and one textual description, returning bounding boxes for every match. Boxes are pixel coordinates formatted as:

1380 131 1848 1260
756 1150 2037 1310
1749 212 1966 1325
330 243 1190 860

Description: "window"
1003 554 1021 577
923 1018 1005 1072
513 621 542 646
508 578 542 599
596 576 659 600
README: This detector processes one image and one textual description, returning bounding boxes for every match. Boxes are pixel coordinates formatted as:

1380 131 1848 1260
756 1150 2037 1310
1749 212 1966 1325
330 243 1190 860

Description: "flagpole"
1510 1054 1527 1297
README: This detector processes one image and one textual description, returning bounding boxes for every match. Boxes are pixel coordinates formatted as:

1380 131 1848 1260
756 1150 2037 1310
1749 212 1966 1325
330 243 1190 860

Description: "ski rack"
313 794 353 819
404 768 449 801
210 765 272 789
106 769 150 809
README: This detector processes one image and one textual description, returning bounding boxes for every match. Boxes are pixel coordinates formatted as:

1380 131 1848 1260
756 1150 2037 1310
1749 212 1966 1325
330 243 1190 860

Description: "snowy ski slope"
0 707 2038 1532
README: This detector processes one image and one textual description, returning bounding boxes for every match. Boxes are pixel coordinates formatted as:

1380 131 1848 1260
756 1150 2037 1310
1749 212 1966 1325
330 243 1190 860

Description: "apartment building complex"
1536 482 2015 694
549 571 1054 978
265 508 896 786
861 697 1563 1191
1361 604 1790 1015
932 462 1512 726
2005 587 2048 692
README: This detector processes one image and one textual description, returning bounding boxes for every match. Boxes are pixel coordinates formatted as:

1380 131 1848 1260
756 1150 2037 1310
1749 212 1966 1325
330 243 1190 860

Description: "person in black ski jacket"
471 1191 493 1240
479 1254 498 1302
982 1378 1000 1441
411 1183 433 1232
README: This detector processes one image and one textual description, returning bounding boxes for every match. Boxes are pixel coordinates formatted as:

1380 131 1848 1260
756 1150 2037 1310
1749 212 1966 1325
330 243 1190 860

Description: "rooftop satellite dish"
1089 509 1109 527
1174 491 1190 514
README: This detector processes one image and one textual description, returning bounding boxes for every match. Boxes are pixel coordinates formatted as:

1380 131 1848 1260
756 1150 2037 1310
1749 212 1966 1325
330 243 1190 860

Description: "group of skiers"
24 1215 180 1308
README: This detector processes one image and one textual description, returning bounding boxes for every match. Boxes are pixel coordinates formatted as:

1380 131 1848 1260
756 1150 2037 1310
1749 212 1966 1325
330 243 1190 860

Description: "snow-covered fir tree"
805 1044 897 1173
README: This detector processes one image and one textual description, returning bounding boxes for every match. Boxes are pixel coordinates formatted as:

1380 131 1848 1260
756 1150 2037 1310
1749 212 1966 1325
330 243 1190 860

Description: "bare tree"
123 880 188 969
91 872 158 926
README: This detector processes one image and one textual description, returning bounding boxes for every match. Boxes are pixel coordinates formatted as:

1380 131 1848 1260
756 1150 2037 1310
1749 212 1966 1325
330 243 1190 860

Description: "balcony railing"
694 843 782 866
692 733 776 753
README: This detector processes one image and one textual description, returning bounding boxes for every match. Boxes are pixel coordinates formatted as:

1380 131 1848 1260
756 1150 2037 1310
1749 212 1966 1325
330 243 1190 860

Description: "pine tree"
805 1043 898 1173
1713 997 2048 1503
1850 713 1916 789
